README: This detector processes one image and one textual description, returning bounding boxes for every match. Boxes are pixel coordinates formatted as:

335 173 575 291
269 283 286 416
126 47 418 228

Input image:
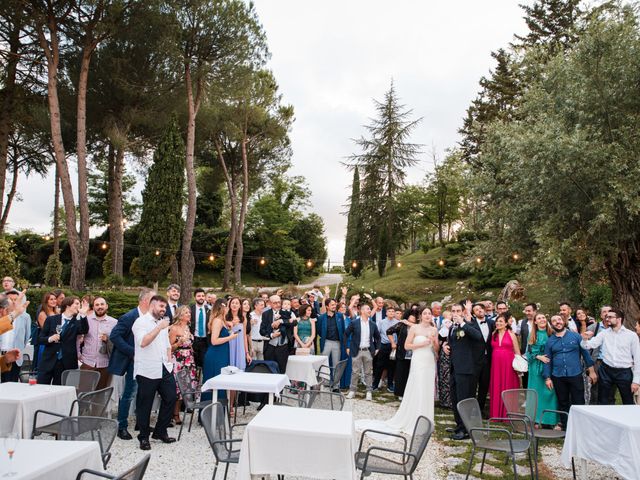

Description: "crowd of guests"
1 276 639 451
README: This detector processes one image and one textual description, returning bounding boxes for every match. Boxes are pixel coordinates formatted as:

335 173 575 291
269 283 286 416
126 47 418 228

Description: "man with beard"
543 315 596 429
317 296 346 374
472 302 494 414
165 284 181 321
515 303 538 387
585 305 611 403
559 302 578 332
132 295 176 450
189 288 210 369
79 297 117 389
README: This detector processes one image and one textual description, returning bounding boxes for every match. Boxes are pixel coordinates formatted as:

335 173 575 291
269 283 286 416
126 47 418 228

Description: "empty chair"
457 397 535 479
201 402 244 480
316 359 348 391
355 415 434 480
279 386 307 408
304 390 345 411
32 386 113 439
62 369 100 394
502 388 568 478
76 453 150 480
59 416 118 468
175 368 212 440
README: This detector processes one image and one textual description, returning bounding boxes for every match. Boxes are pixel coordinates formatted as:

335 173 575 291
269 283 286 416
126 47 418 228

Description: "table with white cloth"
237 405 357 480
561 405 640 480
0 383 77 438
0 438 103 480
201 372 290 407
285 355 329 386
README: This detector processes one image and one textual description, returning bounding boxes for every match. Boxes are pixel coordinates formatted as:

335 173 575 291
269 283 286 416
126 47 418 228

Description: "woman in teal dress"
527 313 559 426
202 299 238 402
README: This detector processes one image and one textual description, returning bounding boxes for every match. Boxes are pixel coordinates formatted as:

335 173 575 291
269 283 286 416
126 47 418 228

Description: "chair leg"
527 448 534 480
223 462 229 480
511 452 518 480
178 410 186 441
571 457 577 480
188 409 195 433
533 438 539 480
480 450 487 474
212 461 218 480
465 445 476 480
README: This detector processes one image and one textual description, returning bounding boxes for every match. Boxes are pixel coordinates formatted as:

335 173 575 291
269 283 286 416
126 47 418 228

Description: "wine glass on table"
2 432 19 477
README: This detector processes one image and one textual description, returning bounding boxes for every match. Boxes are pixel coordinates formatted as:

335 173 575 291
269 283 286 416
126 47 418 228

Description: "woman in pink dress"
489 312 521 419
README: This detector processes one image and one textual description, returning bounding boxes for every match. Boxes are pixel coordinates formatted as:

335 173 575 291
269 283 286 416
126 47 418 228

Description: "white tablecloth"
285 355 329 386
237 405 357 480
0 439 103 479
202 372 290 398
0 383 77 438
561 405 640 480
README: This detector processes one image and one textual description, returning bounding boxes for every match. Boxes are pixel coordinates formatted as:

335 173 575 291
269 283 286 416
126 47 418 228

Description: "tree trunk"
233 138 250 286
0 157 19 231
53 164 60 254
107 144 125 277
0 15 21 232
215 141 238 291
180 66 199 303
605 244 640 329
170 256 180 285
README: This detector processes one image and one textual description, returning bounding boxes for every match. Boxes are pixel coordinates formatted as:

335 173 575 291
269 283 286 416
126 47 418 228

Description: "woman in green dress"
294 304 316 353
527 313 560 427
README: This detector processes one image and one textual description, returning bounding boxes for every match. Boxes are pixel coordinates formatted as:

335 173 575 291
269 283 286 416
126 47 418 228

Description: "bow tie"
478 320 486 324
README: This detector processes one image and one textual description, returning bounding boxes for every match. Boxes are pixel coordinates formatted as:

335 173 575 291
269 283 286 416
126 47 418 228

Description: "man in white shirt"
132 295 176 450
581 309 640 405
249 298 266 360
0 289 31 382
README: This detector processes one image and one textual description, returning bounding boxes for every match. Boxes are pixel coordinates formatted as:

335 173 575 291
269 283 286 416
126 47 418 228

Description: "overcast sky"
7 0 531 265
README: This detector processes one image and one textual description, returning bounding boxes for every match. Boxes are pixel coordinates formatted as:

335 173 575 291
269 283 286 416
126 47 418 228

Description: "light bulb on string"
397 262 402 268
475 257 482 264
259 258 266 266
208 254 215 261
437 259 445 267
512 253 520 261
44 235 51 241
351 261 357 269
101 242 108 250
155 250 160 256
306 260 313 268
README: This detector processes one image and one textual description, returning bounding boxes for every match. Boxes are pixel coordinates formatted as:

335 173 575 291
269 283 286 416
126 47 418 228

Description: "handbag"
389 349 397 361
512 354 529 373
295 347 311 356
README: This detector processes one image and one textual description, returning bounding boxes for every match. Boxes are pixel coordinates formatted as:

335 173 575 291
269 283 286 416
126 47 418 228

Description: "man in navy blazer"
317 298 346 369
109 288 155 440
37 296 89 385
345 303 380 401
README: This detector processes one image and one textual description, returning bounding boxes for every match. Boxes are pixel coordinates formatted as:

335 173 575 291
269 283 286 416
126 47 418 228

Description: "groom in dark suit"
38 296 89 385
445 300 485 440
472 302 495 414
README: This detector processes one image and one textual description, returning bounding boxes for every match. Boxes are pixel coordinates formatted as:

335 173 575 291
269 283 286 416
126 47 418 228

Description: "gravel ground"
107 396 449 480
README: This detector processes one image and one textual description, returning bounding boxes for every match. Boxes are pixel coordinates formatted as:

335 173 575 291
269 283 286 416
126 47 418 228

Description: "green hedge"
26 288 139 320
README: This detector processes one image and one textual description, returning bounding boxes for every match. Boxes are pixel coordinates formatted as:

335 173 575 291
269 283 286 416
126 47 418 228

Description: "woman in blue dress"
338 301 352 389
202 299 238 402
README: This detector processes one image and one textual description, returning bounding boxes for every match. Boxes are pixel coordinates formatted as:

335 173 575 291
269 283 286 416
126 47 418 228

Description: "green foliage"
102 249 113 278
44 251 63 287
445 242 472 256
0 237 23 283
134 117 185 283
344 167 363 275
289 213 327 272
26 288 138 319
457 230 490 242
581 284 612 317
419 257 470 280
469 266 523 290
261 246 304 284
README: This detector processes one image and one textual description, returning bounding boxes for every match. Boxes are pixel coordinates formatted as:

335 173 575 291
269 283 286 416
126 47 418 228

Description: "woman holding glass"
170 306 196 425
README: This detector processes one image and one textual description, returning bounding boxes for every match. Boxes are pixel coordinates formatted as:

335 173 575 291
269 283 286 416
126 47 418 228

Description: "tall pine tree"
343 167 363 276
349 82 421 276
132 118 185 283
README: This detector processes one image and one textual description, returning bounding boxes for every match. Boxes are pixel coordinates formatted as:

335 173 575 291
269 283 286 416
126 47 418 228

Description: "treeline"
344 0 640 325
0 1 327 296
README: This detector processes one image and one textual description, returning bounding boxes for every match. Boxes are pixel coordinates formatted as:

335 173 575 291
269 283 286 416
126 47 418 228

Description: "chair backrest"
457 398 484 440
19 354 32 373
502 388 538 432
330 359 348 388
19 372 33 383
305 390 345 411
59 416 118 458
62 369 100 393
201 402 233 461
246 361 279 374
280 386 307 408
114 454 151 480
406 416 434 473
175 369 199 409
77 387 114 417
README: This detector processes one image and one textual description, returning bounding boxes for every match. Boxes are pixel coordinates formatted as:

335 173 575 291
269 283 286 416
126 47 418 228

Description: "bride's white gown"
356 335 436 436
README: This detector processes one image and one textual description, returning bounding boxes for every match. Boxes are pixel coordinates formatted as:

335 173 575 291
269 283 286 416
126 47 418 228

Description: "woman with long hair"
33 292 58 371
489 312 521 418
387 312 418 399
294 304 316 353
170 306 196 424
526 313 559 426
201 299 237 402
575 307 595 404
226 297 251 413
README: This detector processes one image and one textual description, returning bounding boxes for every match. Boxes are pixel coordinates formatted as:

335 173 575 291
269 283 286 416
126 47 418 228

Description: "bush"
419 257 471 279
261 247 305 284
581 284 612 316
44 252 63 286
456 230 490 242
445 242 472 255
469 266 523 290
26 288 139 319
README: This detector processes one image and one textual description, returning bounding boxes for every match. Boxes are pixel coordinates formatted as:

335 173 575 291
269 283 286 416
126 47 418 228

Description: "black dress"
387 322 412 398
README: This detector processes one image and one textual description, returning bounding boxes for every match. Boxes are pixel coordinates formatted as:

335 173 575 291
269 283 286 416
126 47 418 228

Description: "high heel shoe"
173 415 183 425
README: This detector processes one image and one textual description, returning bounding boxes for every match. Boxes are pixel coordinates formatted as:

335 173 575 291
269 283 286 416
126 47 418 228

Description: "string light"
396 262 402 268
155 250 160 256
306 260 313 268
475 257 482 264
101 242 108 250
437 259 445 267
259 258 266 266
512 253 520 261
351 261 357 269
44 235 51 241
208 254 215 261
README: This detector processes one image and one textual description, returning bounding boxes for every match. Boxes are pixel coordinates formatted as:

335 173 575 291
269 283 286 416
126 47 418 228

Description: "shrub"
26 288 139 319
445 242 472 255
419 257 470 279
581 284 612 316
469 266 523 290
456 230 490 242
44 252 63 286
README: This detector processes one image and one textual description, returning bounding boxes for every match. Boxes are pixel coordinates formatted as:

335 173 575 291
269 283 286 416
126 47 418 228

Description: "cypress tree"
132 117 185 283
343 167 363 275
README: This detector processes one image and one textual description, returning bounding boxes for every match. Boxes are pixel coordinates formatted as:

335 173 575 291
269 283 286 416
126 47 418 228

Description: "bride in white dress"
356 307 438 435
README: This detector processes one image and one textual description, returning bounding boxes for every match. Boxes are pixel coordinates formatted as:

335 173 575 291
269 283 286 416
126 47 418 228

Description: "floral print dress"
173 332 197 399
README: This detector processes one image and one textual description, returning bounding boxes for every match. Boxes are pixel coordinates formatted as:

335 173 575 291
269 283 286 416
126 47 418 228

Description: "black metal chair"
19 371 33 383
315 359 348 391
502 388 569 479
19 353 32 374
201 402 245 480
59 416 118 468
31 386 113 439
304 390 345 411
278 386 308 408
457 397 535 479
355 415 434 480
175 368 212 440
75 453 151 480
62 369 100 394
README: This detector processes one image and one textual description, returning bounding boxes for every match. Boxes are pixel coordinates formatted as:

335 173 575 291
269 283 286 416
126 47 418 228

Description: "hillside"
344 247 571 312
